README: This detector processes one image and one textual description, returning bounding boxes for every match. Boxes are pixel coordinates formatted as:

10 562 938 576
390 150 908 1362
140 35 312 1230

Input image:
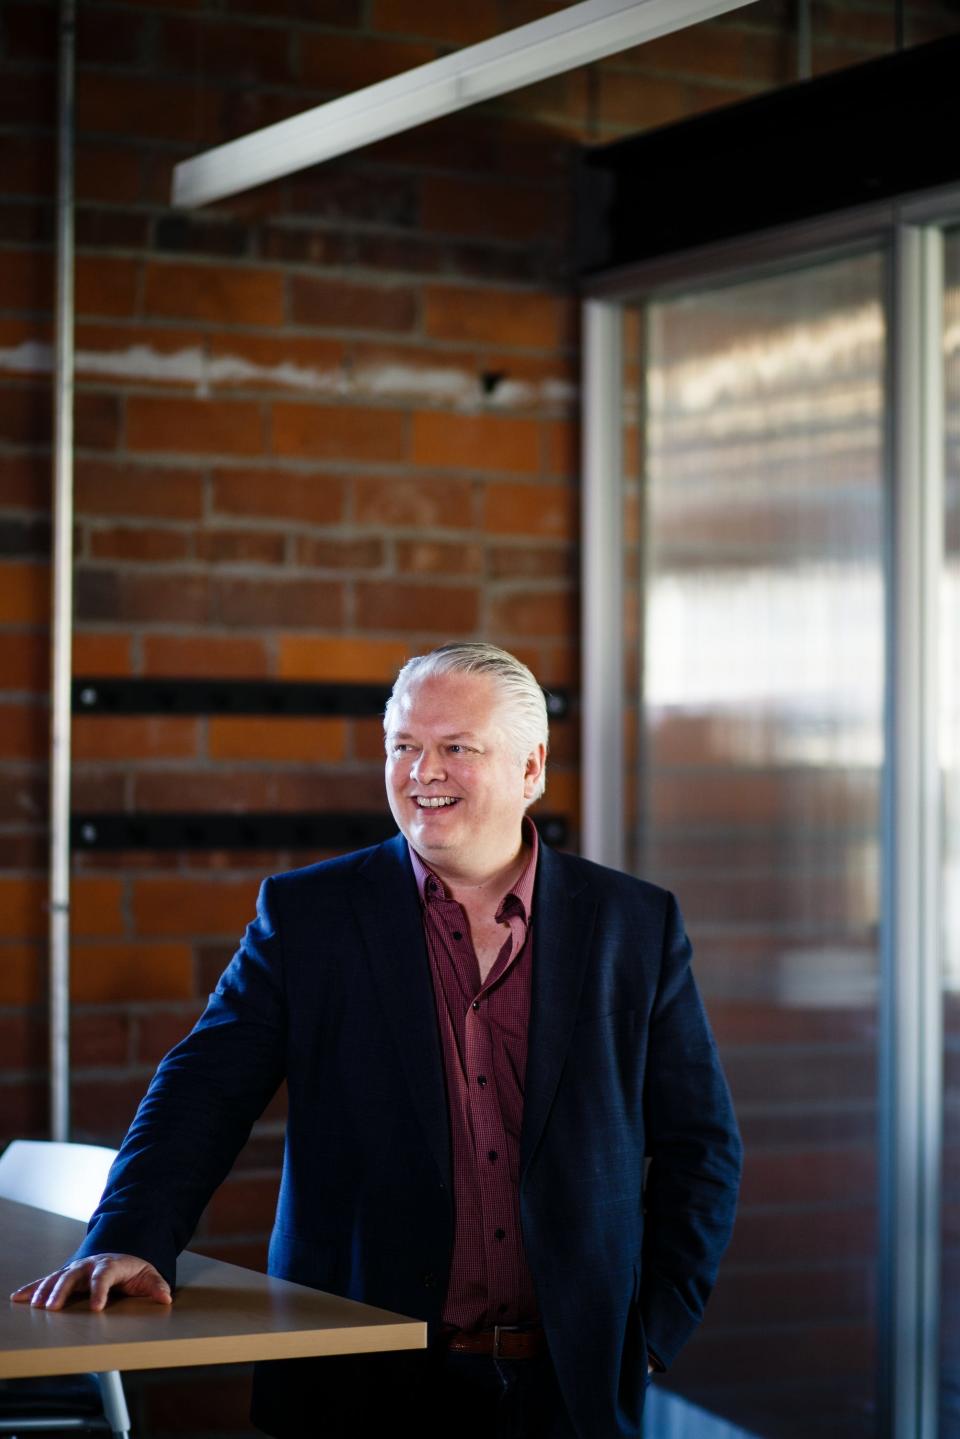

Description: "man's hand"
10 1254 172 1312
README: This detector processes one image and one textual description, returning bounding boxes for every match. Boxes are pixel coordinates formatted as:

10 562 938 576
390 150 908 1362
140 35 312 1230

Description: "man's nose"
411 747 446 782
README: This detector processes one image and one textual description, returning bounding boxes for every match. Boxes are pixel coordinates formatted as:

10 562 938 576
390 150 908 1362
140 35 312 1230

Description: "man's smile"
413 795 460 808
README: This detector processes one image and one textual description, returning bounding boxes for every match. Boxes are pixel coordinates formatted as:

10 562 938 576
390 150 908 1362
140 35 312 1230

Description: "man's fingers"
41 1266 88 1312
10 1278 42 1303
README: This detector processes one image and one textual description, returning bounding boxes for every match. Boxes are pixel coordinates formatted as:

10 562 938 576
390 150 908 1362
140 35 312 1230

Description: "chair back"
0 1140 117 1222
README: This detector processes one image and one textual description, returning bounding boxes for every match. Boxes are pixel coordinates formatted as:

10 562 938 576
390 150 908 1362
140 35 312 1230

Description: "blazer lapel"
521 844 598 1176
349 834 451 1186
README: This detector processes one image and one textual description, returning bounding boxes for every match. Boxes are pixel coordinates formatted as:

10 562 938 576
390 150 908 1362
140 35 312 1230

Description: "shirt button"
477 1075 487 1087
488 1150 498 1162
494 1228 506 1240
472 1001 480 1011
452 930 463 941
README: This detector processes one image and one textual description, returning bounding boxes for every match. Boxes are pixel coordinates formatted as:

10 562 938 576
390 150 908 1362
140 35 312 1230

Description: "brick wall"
1 1 956 1434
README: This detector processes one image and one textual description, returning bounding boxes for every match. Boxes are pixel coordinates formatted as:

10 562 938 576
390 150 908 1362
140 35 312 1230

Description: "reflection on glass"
941 229 960 1439
638 254 886 1438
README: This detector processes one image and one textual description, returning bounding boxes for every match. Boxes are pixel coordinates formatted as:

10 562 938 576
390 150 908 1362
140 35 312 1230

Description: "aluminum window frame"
581 186 955 1439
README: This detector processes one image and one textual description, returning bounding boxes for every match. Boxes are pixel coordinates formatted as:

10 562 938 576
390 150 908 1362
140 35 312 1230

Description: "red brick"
157 16 293 85
294 535 384 568
616 19 787 85
353 474 473 529
541 418 578 479
411 412 540 474
0 70 57 127
0 945 42 1004
3 135 56 197
213 469 344 525
353 716 388 761
195 530 287 564
395 539 482 575
0 562 48 623
133 1007 204 1064
270 404 405 462
0 385 50 446
0 632 48 691
207 332 344 391
71 1077 153 1143
0 1080 47 1140
88 526 191 562
0 1012 45 1071
76 392 122 450
143 634 270 678
127 396 264 456
299 32 437 90
277 635 409 681
76 459 205 520
0 453 48 511
133 878 257 938
214 576 344 629
74 878 126 937
77 72 203 143
0 249 54 311
72 715 199 761
208 716 347 762
132 769 276 812
488 543 572 580
489 587 575 638
77 3 144 64
71 942 195 1002
0 702 46 760
356 580 477 633
72 1012 131 1067
484 480 575 538
143 261 285 328
421 175 563 245
77 569 210 625
424 286 571 349
288 276 416 333
75 144 142 205
2 3 56 62
371 0 498 42
71 633 131 680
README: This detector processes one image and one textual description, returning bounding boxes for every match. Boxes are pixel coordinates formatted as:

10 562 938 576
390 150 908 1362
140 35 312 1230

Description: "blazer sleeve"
639 892 742 1369
72 877 288 1289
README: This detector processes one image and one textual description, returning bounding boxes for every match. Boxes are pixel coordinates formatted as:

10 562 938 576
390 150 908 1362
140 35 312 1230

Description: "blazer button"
422 1271 438 1288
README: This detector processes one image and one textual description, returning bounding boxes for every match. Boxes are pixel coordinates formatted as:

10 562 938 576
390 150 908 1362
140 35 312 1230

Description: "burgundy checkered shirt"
409 822 539 1331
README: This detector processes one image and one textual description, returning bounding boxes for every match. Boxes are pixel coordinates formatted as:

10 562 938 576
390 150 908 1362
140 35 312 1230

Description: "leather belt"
442 1325 546 1359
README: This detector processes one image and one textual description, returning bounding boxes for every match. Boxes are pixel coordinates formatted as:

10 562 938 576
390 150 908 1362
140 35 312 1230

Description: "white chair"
0 1140 132 1439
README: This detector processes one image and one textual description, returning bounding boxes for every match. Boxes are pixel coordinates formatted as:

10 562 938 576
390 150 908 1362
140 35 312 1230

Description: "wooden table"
0 1197 426 1378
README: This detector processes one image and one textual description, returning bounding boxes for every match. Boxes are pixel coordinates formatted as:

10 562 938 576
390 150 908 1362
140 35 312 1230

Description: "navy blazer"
76 835 741 1438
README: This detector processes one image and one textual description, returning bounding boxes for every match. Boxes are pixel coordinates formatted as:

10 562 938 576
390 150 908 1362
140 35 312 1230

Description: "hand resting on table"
10 1254 172 1311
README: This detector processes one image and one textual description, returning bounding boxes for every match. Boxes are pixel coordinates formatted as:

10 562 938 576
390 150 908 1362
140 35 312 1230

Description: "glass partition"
637 253 887 1438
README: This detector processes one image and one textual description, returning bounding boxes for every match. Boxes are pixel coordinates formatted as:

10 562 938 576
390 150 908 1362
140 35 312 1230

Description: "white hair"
384 642 549 802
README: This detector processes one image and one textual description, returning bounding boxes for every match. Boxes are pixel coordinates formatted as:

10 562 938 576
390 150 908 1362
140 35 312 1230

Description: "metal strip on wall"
581 299 625 870
48 0 76 1143
880 223 944 1439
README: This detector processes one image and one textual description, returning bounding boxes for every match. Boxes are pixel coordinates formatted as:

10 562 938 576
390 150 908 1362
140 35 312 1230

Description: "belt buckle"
492 1325 504 1358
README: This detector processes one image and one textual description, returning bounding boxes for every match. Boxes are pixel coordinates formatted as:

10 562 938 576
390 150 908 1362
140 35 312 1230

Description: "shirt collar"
408 815 539 920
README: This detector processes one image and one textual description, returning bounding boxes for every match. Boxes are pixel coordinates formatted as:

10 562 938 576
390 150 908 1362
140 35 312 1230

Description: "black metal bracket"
72 678 571 720
72 812 569 851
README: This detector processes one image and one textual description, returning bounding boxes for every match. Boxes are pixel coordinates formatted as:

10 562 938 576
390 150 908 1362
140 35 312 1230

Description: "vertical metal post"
49 0 76 1142
581 300 625 870
880 224 943 1439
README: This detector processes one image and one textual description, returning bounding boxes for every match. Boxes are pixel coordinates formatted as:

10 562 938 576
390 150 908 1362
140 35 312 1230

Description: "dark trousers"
252 1344 578 1439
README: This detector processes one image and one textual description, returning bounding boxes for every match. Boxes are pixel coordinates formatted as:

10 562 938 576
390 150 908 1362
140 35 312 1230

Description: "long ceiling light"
172 0 755 209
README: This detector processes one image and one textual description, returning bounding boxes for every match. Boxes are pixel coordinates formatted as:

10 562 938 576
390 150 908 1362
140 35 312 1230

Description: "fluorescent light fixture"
172 0 756 209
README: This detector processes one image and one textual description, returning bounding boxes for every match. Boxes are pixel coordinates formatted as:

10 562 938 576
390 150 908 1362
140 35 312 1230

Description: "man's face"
384 671 543 880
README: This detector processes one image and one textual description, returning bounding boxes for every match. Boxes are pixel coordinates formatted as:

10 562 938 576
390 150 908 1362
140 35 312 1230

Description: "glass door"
636 251 888 1439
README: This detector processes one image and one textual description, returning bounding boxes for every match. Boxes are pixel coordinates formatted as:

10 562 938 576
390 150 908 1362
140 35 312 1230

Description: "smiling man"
13 642 741 1439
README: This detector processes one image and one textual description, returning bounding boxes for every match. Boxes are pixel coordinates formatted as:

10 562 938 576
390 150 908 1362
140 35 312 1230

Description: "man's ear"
522 743 547 799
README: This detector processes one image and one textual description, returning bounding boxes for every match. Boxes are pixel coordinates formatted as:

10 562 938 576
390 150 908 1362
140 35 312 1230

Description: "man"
14 642 741 1438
